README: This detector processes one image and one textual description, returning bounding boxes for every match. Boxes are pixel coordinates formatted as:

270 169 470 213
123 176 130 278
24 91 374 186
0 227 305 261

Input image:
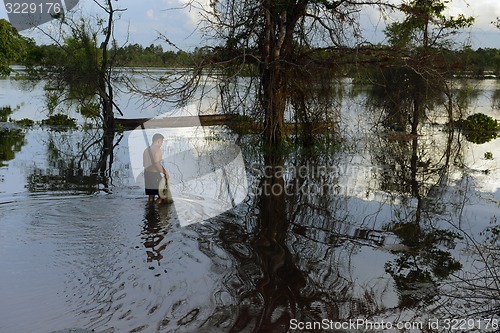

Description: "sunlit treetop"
385 0 475 49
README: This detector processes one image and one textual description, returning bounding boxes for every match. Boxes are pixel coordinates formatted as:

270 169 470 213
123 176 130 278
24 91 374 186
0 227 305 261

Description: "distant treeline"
25 42 205 68
20 41 500 74
464 47 500 75
111 43 205 67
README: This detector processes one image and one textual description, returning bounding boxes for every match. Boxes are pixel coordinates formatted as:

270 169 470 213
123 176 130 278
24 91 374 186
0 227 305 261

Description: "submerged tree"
206 0 391 146
366 0 474 133
31 0 125 130
24 0 127 192
145 0 394 147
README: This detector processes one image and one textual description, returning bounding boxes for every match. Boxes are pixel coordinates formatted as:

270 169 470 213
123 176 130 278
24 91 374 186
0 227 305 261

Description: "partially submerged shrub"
462 113 499 131
78 102 100 119
41 114 77 129
14 118 35 127
458 113 500 144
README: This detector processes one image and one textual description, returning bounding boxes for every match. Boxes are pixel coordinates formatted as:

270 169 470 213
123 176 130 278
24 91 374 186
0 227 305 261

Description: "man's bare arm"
154 150 169 179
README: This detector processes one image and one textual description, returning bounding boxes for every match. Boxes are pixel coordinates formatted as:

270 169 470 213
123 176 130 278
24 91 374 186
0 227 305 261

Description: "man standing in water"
143 133 169 204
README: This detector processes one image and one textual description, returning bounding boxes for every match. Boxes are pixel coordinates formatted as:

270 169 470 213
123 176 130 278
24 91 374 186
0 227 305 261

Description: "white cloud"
146 9 155 20
169 0 212 28
449 0 500 30
0 0 499 48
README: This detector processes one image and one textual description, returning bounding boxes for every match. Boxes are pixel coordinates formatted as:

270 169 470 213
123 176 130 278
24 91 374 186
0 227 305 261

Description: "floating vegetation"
14 118 35 127
41 113 78 130
458 113 500 144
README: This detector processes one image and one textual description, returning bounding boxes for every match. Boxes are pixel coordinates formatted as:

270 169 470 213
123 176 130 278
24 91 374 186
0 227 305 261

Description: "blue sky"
1 0 499 50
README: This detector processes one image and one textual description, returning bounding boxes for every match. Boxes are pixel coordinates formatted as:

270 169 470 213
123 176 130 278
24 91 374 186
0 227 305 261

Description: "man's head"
152 133 164 146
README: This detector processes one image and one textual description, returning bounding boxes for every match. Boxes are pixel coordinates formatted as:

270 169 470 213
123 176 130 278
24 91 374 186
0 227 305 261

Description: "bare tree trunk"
98 0 115 130
262 64 286 146
259 0 306 146
100 84 114 130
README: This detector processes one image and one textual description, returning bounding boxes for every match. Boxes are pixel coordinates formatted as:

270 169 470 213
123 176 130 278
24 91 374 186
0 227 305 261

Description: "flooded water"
1 72 499 333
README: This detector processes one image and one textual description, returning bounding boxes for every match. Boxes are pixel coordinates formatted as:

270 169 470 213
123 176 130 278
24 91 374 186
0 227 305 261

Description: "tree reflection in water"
0 107 26 169
229 151 306 332
369 129 463 308
205 116 500 332
25 127 124 194
3 96 496 331
0 128 25 168
214 145 398 332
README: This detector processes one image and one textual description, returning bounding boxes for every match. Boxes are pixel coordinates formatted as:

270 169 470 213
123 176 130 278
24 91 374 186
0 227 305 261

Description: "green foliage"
460 47 500 76
385 223 462 307
371 0 475 134
0 106 13 122
0 128 26 167
110 43 200 67
229 114 257 135
41 33 100 101
14 118 35 127
459 113 500 144
45 90 61 114
41 114 77 129
386 0 474 49
78 101 100 119
0 106 31 125
25 43 65 68
24 39 500 76
483 223 499 246
26 18 108 125
462 113 499 131
0 19 29 76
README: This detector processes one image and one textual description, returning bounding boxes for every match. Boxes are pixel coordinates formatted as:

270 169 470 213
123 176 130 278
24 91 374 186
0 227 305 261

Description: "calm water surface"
1 73 499 332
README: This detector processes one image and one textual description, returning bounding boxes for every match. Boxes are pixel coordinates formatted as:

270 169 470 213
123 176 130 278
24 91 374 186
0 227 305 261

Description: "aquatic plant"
41 113 77 129
14 118 35 127
462 113 499 131
459 113 500 144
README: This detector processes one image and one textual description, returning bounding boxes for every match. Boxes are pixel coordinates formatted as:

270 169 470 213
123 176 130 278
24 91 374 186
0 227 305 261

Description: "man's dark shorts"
145 171 162 195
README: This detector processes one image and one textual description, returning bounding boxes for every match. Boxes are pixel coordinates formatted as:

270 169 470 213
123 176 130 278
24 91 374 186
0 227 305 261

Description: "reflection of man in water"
143 205 171 266
143 133 169 204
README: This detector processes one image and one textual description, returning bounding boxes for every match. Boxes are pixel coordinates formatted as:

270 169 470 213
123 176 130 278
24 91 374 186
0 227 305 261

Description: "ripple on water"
1 186 243 332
